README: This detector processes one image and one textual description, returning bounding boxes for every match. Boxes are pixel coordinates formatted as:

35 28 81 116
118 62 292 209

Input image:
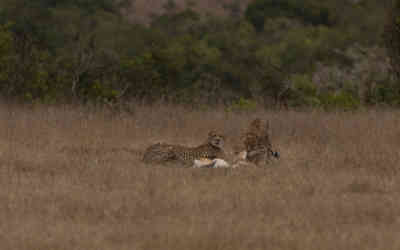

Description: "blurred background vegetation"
0 0 399 110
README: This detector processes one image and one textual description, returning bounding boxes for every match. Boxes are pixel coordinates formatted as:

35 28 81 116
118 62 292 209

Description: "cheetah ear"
208 130 217 137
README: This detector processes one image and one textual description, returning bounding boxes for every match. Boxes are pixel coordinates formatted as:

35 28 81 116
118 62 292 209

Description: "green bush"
320 90 360 110
225 97 257 112
0 23 13 85
0 0 391 109
364 81 400 106
384 0 400 78
290 74 321 107
245 0 334 31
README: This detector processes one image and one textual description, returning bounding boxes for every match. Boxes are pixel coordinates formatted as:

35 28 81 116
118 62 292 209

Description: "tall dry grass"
1 102 400 250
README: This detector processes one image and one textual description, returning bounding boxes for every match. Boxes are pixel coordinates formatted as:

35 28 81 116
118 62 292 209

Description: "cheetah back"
173 144 224 163
142 143 176 164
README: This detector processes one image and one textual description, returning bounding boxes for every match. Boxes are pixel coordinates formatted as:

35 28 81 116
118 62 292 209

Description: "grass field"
1 103 400 250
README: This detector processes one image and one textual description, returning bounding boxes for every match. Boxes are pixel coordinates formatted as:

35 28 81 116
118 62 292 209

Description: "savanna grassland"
1 103 400 250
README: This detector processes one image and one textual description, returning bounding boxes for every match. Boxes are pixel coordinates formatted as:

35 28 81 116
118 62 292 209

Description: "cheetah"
241 118 280 166
142 131 226 167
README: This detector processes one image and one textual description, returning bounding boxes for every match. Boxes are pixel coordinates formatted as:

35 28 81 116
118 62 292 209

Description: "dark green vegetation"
385 0 400 78
0 0 398 109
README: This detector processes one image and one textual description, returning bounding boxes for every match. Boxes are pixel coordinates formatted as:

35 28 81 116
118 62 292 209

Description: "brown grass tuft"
1 102 400 250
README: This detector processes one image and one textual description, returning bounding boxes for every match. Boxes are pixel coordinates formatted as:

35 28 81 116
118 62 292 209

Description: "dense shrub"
245 0 334 31
384 0 400 79
0 0 395 109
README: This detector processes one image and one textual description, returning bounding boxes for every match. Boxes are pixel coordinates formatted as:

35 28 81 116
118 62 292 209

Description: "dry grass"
1 102 400 250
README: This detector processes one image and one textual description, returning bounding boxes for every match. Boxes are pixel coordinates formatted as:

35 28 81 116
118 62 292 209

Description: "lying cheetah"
241 118 280 165
142 131 226 167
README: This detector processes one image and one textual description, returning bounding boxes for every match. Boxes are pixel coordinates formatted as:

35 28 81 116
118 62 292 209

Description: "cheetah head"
206 130 225 149
249 118 262 131
249 118 269 132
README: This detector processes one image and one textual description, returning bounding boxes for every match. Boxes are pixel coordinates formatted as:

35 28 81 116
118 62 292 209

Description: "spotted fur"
242 118 279 165
142 131 226 166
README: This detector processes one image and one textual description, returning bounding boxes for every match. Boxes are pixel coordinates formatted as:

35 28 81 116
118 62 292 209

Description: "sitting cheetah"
241 118 280 166
142 131 226 167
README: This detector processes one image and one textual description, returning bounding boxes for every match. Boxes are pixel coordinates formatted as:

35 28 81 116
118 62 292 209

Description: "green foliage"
319 90 360 110
225 97 257 112
0 23 13 83
151 8 200 36
364 81 400 106
84 80 119 103
0 0 393 110
191 40 221 66
290 74 321 107
245 0 334 31
384 0 400 79
287 74 362 110
327 92 360 110
120 53 163 100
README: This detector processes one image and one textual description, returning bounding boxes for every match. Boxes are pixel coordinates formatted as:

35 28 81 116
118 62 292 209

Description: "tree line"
0 0 399 109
